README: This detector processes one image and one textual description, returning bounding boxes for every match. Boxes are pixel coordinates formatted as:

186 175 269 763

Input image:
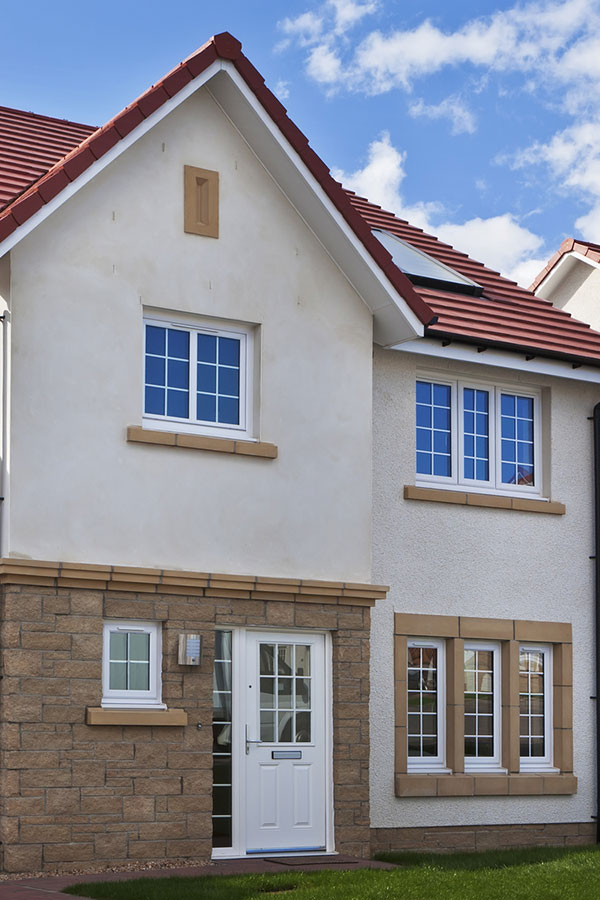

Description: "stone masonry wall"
0 583 371 873
371 822 596 854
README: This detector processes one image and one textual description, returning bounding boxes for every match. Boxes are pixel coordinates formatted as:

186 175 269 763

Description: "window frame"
416 374 542 497
142 312 255 441
101 620 165 709
463 640 503 772
519 643 555 772
406 638 448 773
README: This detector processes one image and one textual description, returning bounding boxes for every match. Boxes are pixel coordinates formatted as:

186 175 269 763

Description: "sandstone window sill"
395 773 577 797
87 707 188 726
405 485 565 515
127 425 278 459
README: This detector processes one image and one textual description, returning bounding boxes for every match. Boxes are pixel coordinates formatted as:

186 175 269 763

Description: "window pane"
167 359 189 389
146 325 166 355
129 661 150 691
464 387 490 482
464 648 495 759
109 632 127 660
219 337 240 367
218 397 240 425
129 633 150 662
197 394 217 422
295 646 310 676
145 386 165 416
198 333 217 363
407 645 439 759
219 366 239 397
198 363 217 393
109 661 127 690
519 647 546 759
145 356 165 386
416 381 451 478
168 329 189 360
501 393 535 486
167 389 189 418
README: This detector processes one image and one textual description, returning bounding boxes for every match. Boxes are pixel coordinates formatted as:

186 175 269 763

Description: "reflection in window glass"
500 393 535 486
416 381 452 478
213 631 233 848
259 643 312 744
407 646 438 758
519 648 546 758
463 388 489 481
464 648 495 758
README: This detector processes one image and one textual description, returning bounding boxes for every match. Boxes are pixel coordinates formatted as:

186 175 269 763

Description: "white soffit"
394 337 600 384
535 252 600 299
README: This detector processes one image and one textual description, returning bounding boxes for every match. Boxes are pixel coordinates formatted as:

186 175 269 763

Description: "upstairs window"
416 378 541 494
143 313 253 440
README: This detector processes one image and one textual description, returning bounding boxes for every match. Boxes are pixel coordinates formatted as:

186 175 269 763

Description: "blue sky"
3 0 600 285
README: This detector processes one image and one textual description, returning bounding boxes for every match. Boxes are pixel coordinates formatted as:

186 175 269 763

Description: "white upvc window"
519 644 554 771
143 312 254 440
101 621 165 709
416 377 541 496
407 639 447 772
464 641 503 771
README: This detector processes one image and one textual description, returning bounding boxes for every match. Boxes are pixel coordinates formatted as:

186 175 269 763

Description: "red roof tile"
530 238 600 292
0 106 95 208
348 192 600 366
2 35 600 368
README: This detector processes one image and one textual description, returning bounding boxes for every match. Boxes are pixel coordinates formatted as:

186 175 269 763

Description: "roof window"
373 229 483 296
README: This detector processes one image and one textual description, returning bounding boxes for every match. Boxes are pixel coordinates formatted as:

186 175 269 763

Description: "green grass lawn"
64 845 600 900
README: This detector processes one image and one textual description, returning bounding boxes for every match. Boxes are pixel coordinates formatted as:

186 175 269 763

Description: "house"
531 238 600 332
0 32 599 874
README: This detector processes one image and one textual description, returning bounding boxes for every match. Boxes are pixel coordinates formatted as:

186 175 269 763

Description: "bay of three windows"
407 639 552 773
416 379 539 493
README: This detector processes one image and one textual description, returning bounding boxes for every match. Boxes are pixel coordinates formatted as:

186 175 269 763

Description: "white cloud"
334 132 545 286
409 96 476 135
274 80 290 101
328 0 378 34
307 44 344 85
436 216 544 284
278 11 324 46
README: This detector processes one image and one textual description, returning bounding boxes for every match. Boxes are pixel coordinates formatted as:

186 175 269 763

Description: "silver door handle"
245 724 263 754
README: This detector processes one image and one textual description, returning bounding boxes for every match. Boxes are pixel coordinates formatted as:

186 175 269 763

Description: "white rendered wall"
371 347 598 827
6 86 373 581
545 262 600 329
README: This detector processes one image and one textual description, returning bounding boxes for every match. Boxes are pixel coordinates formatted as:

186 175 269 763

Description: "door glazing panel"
259 642 311 743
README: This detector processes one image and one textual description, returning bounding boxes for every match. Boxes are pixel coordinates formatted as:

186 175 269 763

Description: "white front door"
244 631 327 854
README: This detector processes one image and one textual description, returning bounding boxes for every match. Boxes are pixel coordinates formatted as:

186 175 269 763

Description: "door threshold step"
264 854 359 866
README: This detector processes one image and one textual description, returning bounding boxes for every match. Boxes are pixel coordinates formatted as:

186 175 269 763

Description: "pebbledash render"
0 33 599 874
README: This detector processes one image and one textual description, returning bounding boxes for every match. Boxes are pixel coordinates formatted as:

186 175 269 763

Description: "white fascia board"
0 61 227 257
535 251 600 299
207 66 424 345
394 337 600 384
0 60 424 347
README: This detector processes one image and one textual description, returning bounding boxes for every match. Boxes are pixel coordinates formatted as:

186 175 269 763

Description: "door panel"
245 632 326 853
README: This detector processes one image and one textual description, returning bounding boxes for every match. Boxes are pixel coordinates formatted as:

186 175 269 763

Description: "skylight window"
373 229 482 296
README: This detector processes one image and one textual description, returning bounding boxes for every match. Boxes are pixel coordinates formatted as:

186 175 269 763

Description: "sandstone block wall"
0 584 372 872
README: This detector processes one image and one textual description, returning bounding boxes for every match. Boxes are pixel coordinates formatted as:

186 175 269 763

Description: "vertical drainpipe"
593 402 600 842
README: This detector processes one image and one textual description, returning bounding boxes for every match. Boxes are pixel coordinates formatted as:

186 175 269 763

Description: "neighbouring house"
0 32 599 874
531 238 600 332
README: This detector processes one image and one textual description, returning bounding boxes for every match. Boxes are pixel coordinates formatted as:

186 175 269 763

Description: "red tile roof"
0 106 96 208
349 192 600 366
530 237 600 292
1 33 600 367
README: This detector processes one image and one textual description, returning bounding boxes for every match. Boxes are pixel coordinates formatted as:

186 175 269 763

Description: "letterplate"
271 750 302 759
